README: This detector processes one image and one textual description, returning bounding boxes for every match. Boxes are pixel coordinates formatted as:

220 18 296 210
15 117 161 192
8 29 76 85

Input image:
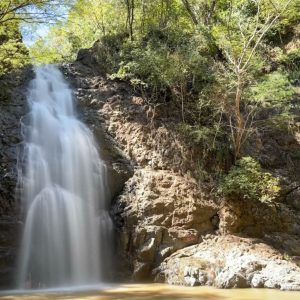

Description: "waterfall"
17 65 113 289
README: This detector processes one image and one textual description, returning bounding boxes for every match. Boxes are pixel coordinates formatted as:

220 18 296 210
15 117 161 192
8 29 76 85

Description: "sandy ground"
0 284 300 300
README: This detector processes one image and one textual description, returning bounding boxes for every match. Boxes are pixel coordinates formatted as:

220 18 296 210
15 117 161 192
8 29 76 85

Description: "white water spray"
17 65 112 289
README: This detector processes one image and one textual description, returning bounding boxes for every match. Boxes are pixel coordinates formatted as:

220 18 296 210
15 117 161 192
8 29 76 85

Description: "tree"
181 0 217 26
213 0 294 160
0 1 71 75
220 156 280 203
0 20 29 76
181 0 198 25
124 0 135 40
0 1 67 25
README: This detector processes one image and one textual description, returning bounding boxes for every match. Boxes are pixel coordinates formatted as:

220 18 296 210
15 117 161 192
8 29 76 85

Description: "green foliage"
28 0 129 64
0 0 71 75
92 32 128 74
279 48 300 68
178 123 218 145
30 27 74 63
3 0 297 180
178 122 232 178
110 28 214 107
264 0 300 44
250 72 295 108
0 21 29 76
278 35 300 83
220 157 281 203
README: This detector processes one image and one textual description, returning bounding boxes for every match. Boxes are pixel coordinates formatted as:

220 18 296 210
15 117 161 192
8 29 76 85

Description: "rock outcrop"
1 54 300 289
156 235 300 290
61 63 133 201
62 56 300 290
0 64 132 288
62 61 221 281
113 169 218 280
0 68 33 288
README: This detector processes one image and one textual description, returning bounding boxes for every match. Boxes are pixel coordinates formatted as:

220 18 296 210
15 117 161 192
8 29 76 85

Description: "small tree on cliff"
220 156 280 203
213 0 294 160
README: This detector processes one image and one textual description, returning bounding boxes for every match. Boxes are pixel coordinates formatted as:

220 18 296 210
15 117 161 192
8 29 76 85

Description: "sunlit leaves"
0 20 29 76
250 71 295 107
220 156 281 203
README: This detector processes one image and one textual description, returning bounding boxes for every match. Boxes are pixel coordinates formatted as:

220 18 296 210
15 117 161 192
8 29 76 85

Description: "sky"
20 2 72 47
22 25 50 46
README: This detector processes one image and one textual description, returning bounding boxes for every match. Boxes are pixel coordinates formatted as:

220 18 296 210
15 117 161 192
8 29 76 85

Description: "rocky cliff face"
157 235 300 290
62 55 300 290
0 68 32 288
1 58 300 289
0 64 132 289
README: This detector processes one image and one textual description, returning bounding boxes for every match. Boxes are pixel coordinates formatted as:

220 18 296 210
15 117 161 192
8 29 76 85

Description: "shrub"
250 72 295 108
110 29 213 102
220 157 280 203
93 32 129 74
0 21 29 76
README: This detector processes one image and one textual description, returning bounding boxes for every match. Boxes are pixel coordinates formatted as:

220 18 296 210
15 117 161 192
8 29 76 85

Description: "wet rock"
139 238 156 262
216 272 248 288
133 261 151 281
183 267 208 287
61 64 133 204
0 67 33 288
159 247 173 261
251 274 265 288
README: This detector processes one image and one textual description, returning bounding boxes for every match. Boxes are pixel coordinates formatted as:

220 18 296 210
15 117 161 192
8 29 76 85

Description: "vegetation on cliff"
1 1 300 289
220 156 281 203
0 1 71 76
1 0 300 203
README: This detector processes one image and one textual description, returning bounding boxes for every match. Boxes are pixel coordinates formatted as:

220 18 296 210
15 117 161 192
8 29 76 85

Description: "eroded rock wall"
62 59 300 289
2 58 300 290
0 64 132 288
62 61 222 280
0 68 32 288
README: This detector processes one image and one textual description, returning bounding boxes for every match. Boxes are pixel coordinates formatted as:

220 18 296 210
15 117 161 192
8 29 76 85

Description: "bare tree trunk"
124 0 134 40
181 0 198 25
180 83 185 123
204 0 217 26
234 77 244 160
141 0 145 33
159 0 171 28
129 0 134 40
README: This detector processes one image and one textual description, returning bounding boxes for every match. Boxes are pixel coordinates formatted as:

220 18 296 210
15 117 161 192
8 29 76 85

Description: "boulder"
156 235 300 290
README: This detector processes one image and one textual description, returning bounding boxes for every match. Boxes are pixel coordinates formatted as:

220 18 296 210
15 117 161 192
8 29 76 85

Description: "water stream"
17 65 112 289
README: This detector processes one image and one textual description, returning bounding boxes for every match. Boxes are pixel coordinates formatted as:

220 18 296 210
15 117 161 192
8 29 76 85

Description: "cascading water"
17 65 113 289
